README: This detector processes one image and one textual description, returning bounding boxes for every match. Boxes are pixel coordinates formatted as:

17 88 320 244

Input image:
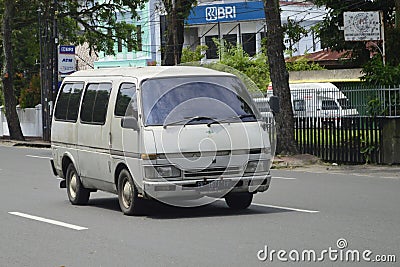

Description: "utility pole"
38 1 58 141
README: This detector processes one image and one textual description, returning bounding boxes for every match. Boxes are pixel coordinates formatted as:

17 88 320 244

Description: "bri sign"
205 6 236 21
186 1 265 25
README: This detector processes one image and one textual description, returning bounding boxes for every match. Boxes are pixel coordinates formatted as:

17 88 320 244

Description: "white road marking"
8 212 88 231
26 155 52 160
272 177 296 180
251 203 319 213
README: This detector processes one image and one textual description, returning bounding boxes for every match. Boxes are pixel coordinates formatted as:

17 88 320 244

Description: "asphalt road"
0 145 399 266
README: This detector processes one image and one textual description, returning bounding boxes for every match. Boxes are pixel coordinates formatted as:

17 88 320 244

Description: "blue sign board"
59 45 75 54
186 1 265 25
58 45 76 76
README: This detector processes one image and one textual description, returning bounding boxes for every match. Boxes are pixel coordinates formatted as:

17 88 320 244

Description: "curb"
12 142 51 148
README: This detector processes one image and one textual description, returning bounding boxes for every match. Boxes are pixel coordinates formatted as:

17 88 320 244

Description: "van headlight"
244 160 269 175
145 165 181 179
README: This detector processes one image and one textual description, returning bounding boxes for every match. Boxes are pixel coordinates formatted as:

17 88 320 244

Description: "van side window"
54 82 84 122
80 83 112 124
322 100 339 110
293 100 305 111
115 83 137 118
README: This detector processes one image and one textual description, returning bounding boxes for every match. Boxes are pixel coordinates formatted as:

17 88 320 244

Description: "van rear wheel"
117 169 141 216
66 163 90 205
225 192 253 210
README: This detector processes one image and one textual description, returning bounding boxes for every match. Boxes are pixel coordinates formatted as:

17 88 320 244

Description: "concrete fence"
0 105 43 137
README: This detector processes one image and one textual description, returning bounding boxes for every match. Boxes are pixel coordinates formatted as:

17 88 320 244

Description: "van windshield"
141 76 259 126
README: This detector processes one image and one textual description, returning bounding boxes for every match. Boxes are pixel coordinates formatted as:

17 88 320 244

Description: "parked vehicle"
50 66 276 215
260 83 359 126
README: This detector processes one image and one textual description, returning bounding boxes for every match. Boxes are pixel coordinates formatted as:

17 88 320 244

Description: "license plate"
196 180 233 191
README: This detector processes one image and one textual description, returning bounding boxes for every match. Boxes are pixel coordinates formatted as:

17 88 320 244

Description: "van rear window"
80 83 112 124
54 83 84 122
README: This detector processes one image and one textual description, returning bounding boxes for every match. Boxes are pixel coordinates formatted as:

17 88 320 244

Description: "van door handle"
109 132 112 147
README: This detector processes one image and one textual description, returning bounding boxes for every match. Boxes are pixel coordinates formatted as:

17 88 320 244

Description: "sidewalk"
0 137 50 148
272 154 400 178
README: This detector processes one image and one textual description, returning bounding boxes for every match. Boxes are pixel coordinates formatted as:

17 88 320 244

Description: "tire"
225 192 253 210
66 163 90 205
117 169 142 216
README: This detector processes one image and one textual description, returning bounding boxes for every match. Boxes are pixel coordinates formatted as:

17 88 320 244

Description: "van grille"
184 167 240 178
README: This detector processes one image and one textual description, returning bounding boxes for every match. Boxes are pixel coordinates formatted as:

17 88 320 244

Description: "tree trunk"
162 0 192 66
264 0 297 154
2 0 24 141
163 10 181 65
396 0 400 28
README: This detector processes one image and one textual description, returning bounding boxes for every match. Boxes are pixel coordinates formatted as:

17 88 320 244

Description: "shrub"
19 74 41 108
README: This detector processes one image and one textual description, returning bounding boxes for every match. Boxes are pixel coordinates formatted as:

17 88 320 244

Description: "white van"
50 66 275 215
263 83 358 123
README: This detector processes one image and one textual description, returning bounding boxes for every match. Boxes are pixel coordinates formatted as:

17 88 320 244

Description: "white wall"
0 105 43 137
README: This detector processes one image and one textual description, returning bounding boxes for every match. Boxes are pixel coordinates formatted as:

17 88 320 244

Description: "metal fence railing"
253 85 400 164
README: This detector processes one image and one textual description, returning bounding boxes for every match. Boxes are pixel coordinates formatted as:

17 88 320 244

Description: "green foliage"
313 0 396 66
360 136 376 164
181 45 208 63
57 0 147 55
366 98 387 116
19 75 41 109
0 88 3 106
283 19 308 54
286 56 325 71
361 56 400 86
217 42 270 92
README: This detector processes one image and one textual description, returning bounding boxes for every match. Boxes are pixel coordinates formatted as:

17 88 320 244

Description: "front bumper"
143 174 271 199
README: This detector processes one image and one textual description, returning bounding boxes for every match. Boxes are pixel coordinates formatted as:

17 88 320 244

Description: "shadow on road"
87 197 294 219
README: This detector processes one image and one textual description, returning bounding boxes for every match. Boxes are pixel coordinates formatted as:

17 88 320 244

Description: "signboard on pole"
58 45 76 76
343 11 381 41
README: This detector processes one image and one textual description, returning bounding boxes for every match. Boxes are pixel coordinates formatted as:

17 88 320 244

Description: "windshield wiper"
207 114 257 127
163 116 215 129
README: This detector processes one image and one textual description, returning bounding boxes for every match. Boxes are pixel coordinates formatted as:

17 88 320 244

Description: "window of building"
136 25 142 51
115 83 137 118
118 38 123 53
80 83 112 124
242 33 256 56
223 34 237 48
127 29 133 52
54 82 84 122
205 35 218 59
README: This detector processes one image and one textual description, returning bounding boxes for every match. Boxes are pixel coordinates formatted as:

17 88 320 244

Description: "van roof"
67 66 235 81
289 83 338 89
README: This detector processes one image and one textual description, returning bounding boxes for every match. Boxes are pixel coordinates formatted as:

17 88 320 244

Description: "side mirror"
269 96 280 114
121 117 140 131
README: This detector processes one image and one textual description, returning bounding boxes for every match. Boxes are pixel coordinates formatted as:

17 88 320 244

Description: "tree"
313 0 399 66
2 0 24 141
0 0 147 140
264 0 298 155
162 0 197 65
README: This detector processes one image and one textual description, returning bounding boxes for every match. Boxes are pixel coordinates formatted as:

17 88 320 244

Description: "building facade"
94 0 162 68
94 0 327 67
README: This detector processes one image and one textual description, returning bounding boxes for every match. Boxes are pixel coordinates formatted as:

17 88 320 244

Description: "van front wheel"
66 164 90 205
225 192 253 210
117 169 141 216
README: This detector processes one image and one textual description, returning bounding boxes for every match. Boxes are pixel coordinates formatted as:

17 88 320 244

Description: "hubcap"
122 178 133 208
69 173 77 199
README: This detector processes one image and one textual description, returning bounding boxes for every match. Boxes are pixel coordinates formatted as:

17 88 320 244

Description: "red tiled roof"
286 49 352 63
